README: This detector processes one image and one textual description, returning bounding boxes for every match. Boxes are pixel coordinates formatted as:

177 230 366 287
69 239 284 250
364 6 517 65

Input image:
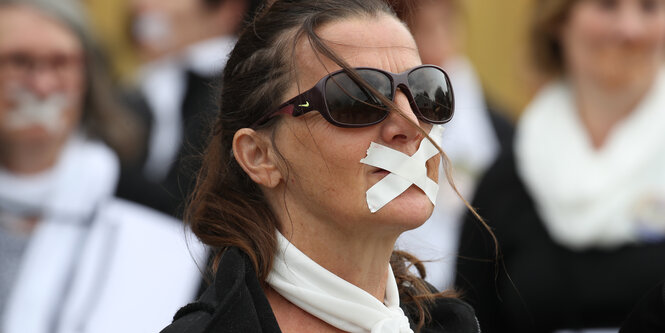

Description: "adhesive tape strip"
360 125 444 213
5 88 67 133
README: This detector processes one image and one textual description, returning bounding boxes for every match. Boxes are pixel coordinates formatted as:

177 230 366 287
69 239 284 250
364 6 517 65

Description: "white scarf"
0 134 118 220
266 232 413 333
515 68 665 249
1 135 119 333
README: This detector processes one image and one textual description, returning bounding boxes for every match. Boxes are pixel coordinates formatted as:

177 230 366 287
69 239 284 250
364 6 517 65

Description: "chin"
376 186 434 231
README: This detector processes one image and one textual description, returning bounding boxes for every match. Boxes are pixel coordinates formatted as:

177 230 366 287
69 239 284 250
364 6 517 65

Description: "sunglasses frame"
251 64 455 128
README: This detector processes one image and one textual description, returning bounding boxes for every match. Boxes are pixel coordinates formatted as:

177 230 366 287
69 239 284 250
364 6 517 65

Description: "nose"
379 89 425 155
616 3 650 42
25 68 61 99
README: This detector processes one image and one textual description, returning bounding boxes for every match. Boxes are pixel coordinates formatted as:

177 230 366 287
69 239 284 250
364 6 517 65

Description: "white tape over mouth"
4 87 68 134
132 12 172 51
360 125 445 213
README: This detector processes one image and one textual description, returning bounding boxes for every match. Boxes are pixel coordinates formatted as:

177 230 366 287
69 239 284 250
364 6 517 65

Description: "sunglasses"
252 65 454 128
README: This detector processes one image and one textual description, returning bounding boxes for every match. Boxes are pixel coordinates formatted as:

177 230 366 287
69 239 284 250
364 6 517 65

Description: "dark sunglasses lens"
408 68 454 123
324 70 392 126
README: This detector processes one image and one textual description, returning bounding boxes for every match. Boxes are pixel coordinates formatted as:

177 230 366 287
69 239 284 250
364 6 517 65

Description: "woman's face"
0 6 84 168
270 14 439 238
560 0 665 90
129 0 224 60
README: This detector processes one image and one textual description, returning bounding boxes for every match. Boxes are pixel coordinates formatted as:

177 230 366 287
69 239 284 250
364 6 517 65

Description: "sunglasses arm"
246 84 324 128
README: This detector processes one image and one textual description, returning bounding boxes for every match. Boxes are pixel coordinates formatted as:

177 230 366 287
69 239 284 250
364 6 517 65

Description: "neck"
0 144 60 175
265 286 346 333
282 224 394 301
571 71 657 149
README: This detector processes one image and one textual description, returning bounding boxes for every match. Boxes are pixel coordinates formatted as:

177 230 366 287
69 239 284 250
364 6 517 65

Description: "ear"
232 128 282 188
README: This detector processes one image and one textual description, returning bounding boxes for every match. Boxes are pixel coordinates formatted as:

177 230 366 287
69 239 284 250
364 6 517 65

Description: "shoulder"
619 279 665 333
97 198 203 253
160 248 281 333
416 297 480 333
99 198 179 227
401 282 480 333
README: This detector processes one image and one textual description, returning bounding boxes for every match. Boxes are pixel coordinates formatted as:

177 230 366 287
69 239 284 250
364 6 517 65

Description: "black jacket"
161 248 480 333
619 280 665 333
456 144 665 333
117 71 219 217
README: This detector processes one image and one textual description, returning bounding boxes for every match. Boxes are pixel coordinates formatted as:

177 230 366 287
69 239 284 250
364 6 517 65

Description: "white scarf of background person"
0 135 118 332
1 136 206 333
361 125 444 213
515 68 665 249
267 232 413 333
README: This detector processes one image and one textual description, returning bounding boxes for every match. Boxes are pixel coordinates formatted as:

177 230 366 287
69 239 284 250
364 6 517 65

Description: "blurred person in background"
456 0 665 332
0 0 204 332
116 0 263 216
389 0 513 291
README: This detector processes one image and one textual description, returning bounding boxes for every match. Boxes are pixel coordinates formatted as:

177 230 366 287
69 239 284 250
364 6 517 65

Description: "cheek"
563 20 606 54
644 19 665 48
62 104 82 133
62 82 85 131
284 123 370 191
562 20 614 72
318 142 368 186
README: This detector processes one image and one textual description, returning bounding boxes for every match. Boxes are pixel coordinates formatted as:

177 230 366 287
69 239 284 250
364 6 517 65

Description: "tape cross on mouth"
360 125 444 213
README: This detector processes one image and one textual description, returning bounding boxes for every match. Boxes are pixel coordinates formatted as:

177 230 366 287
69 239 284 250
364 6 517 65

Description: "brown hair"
186 0 484 329
530 0 576 76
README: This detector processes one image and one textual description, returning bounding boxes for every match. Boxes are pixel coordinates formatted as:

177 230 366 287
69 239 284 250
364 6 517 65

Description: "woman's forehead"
294 14 420 85
0 5 81 54
318 15 416 50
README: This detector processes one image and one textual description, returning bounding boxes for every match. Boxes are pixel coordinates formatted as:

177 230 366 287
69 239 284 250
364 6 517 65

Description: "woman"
162 0 481 332
456 0 665 332
0 0 203 331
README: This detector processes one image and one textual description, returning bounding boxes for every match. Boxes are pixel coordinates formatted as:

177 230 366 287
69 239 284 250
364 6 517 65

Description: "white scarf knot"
266 232 414 333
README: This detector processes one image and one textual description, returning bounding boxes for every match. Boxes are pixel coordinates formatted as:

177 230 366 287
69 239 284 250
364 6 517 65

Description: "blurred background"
4 0 663 332
84 0 536 120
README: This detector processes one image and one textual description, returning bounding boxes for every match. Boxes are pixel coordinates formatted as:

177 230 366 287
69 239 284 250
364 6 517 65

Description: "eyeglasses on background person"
0 52 83 83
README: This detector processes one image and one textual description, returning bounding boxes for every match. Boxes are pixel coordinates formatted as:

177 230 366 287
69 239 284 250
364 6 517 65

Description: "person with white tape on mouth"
0 1 205 332
161 1 483 332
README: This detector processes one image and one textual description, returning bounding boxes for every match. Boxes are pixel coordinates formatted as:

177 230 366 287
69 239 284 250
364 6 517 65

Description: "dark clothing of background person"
455 143 665 333
116 71 219 217
619 280 665 333
161 248 481 333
